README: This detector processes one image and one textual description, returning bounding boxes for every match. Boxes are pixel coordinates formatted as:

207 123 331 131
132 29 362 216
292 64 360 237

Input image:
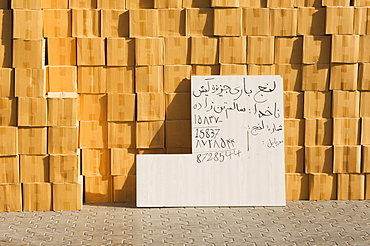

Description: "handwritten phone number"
194 128 220 139
196 149 242 163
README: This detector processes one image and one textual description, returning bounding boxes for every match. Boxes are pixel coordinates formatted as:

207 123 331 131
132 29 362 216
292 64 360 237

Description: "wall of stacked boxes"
1 0 370 212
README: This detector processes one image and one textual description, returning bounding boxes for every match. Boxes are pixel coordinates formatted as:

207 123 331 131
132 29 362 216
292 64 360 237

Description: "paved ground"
0 201 369 245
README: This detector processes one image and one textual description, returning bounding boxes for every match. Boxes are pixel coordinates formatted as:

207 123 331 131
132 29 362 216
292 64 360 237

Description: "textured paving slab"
0 201 369 245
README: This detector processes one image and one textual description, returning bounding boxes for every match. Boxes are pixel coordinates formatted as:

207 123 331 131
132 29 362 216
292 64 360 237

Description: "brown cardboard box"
211 0 239 7
166 93 191 120
285 146 304 173
101 10 129 38
0 127 17 156
18 98 47 127
42 0 69 8
98 0 126 9
191 65 220 75
0 0 10 8
363 146 370 172
43 10 71 38
15 68 45 97
305 146 333 173
107 93 136 121
0 39 12 68
47 98 77 126
213 8 241 36
359 35 370 62
0 97 17 126
20 155 49 182
301 64 330 91
0 156 19 184
126 0 154 9
332 91 360 118
361 92 370 117
137 93 165 121
242 8 269 36
219 36 247 64
106 38 134 66
337 174 365 200
285 173 309 200
135 38 164 66
164 37 190 65
48 127 78 154
309 173 337 200
303 36 331 64
191 37 218 65
72 9 100 37
270 8 298 36
0 69 13 97
284 92 304 119
136 121 165 148
85 175 112 203
11 0 41 9
329 64 358 90
0 10 12 39
354 7 367 35
333 118 360 145
322 0 350 5
47 38 76 66
331 35 359 63
70 0 97 8
240 0 267 7
164 65 191 93
295 0 322 7
13 39 45 69
79 121 108 148
165 120 191 148
284 119 305 146
111 148 136 175
155 0 182 8
78 94 107 121
358 63 370 90
106 66 134 93
0 183 22 212
78 67 107 93
220 64 247 75
247 36 273 64
135 66 163 93
248 64 274 75
275 37 303 64
47 66 77 93
158 9 185 36
185 8 214 36
82 149 110 176
49 155 79 183
354 0 370 6
305 118 332 146
275 64 302 91
333 146 361 173
268 0 294 7
361 118 370 144
112 175 136 202
23 183 52 212
182 0 210 7
129 9 158 37
53 183 82 211
108 122 135 148
326 7 354 34
13 10 43 39
77 38 105 66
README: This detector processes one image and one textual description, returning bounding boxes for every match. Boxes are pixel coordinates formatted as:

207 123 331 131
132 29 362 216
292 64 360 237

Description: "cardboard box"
0 39 11 68
79 121 108 148
13 10 43 39
47 38 76 66
164 65 191 93
211 0 239 7
47 98 77 127
106 66 134 93
331 35 359 63
361 118 370 144
359 35 370 62
42 0 69 8
101 10 129 37
332 91 360 118
0 97 17 126
23 183 52 212
220 64 247 75
270 8 298 36
247 36 273 64
0 68 13 97
361 92 370 117
354 0 370 6
303 91 331 118
43 10 71 38
136 121 165 148
135 66 163 93
137 93 165 121
268 0 294 7
285 146 304 173
301 64 330 91
333 118 360 145
49 155 79 183
0 183 22 212
191 65 220 75
248 64 274 75
326 7 354 35
82 149 110 176
185 8 214 36
108 122 135 148
135 38 164 66
111 148 136 176
165 120 191 148
165 93 191 120
98 0 126 9
112 175 136 202
0 156 19 184
213 8 241 36
129 9 158 37
78 67 107 93
358 63 370 90
69 0 97 8
337 174 365 200
53 183 82 211
20 155 49 182
11 0 41 9
285 174 309 200
219 36 247 64
84 175 112 203
322 0 350 5
329 64 358 90
107 93 136 121
0 127 17 156
78 94 107 121
284 92 304 119
294 0 321 7
240 0 267 7
164 37 190 65
77 38 105 66
275 64 302 91
0 10 12 39
303 36 331 64
354 7 367 35
13 39 45 69
126 0 154 8
309 173 337 200
17 98 47 127
182 0 210 7
305 118 332 146
275 37 303 64
48 127 78 154
191 37 218 65
158 9 185 36
363 146 370 172
305 146 333 173
72 9 100 37
155 0 182 8
242 8 270 36
47 66 77 93
0 0 10 8
106 38 134 66
284 119 305 146
15 68 45 97
333 146 361 173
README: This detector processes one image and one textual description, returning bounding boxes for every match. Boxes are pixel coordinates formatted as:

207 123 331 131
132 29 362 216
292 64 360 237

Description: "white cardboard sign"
137 75 285 207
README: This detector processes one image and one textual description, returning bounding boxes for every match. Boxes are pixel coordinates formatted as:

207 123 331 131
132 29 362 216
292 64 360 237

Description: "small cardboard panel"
137 75 285 207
